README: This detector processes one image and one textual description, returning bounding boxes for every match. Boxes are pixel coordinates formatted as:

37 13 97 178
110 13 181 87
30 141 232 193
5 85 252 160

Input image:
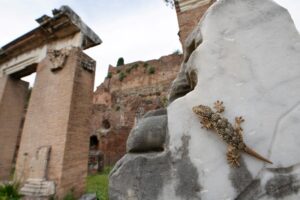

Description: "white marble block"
167 0 300 199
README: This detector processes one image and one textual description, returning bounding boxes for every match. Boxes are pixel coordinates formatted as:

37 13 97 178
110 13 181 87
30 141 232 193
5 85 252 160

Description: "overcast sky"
0 0 299 89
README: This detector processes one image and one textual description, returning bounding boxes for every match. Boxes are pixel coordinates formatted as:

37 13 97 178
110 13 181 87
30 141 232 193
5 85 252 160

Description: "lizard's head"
192 105 213 118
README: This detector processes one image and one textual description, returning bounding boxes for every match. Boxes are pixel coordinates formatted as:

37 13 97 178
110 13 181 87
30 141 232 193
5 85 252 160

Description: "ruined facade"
0 6 101 199
90 53 182 167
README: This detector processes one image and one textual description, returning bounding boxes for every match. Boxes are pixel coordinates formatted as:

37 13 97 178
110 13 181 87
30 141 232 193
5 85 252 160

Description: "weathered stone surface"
168 64 192 103
20 179 55 198
110 0 300 199
28 146 51 180
142 108 167 118
52 6 102 48
126 114 167 153
109 152 171 200
48 49 70 72
110 135 201 200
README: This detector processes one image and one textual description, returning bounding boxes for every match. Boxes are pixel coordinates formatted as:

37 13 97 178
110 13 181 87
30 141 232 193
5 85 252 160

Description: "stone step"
21 187 49 193
20 190 47 197
20 180 55 197
22 182 50 188
25 179 46 184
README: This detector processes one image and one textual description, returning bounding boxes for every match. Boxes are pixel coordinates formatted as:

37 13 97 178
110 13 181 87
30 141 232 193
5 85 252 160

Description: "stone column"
15 47 95 199
0 76 28 180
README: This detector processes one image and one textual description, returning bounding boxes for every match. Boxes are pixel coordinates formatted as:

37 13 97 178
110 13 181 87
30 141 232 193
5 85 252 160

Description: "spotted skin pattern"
192 100 272 167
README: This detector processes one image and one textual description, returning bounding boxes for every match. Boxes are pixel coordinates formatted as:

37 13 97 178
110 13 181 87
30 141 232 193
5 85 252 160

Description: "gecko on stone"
192 100 273 167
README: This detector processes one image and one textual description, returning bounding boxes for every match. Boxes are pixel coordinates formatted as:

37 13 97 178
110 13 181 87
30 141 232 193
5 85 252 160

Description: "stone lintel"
0 5 101 67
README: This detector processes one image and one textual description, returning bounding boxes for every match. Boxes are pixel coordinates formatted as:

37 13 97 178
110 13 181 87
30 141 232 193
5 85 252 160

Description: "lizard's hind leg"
234 116 245 138
227 145 240 167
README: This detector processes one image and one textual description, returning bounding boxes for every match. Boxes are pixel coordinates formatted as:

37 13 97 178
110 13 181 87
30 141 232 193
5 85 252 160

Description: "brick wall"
15 48 95 199
0 77 28 180
91 53 183 166
175 0 216 48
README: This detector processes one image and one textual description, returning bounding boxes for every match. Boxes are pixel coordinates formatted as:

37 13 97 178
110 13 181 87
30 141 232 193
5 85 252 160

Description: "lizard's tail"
244 146 273 164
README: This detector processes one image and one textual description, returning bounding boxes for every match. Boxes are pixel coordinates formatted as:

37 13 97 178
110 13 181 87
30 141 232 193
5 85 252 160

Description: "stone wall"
91 53 183 166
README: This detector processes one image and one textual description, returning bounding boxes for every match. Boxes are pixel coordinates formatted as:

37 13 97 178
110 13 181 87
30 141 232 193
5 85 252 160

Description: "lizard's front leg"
200 117 214 130
227 145 240 167
214 100 225 113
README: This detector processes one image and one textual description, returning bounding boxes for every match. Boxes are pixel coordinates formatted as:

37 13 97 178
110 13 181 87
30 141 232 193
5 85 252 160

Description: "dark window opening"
102 119 111 129
90 135 99 150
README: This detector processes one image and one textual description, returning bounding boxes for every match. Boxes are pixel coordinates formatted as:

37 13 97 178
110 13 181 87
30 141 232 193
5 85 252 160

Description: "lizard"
192 100 273 167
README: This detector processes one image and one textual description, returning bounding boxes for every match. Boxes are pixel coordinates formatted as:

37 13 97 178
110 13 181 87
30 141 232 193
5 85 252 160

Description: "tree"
116 57 124 66
147 66 155 74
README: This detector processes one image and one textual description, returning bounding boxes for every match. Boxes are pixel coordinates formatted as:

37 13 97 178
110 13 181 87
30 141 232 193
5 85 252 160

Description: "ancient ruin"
90 53 182 167
2 0 299 199
109 0 300 199
90 0 215 170
0 6 101 199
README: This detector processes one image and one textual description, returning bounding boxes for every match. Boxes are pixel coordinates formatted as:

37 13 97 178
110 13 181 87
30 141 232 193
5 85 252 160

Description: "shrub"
132 63 139 69
116 57 124 66
173 49 181 54
0 182 22 200
116 69 121 73
118 72 126 81
143 63 149 73
125 67 132 74
161 96 168 107
143 63 149 68
147 66 155 74
106 72 112 79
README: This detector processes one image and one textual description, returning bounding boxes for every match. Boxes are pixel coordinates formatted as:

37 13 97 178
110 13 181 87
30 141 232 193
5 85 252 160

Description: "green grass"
0 182 22 200
86 167 112 200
